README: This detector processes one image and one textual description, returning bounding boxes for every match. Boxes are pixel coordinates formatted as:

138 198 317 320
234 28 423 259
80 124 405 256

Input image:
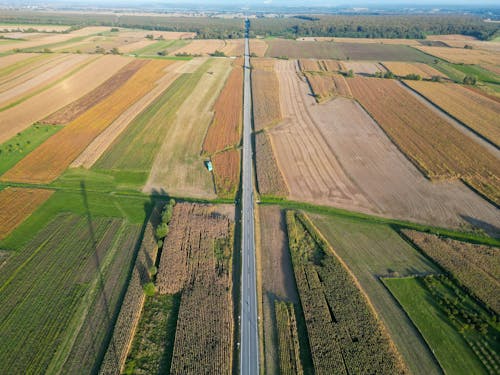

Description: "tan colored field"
269 60 373 212
299 58 321 72
249 39 268 57
406 81 500 147
298 36 421 46
321 59 345 72
417 46 500 65
212 149 240 198
305 72 352 101
144 58 231 199
71 61 185 168
1 60 171 184
255 131 288 197
203 60 242 154
251 58 282 130
42 58 146 125
348 77 500 205
482 64 500 75
0 53 36 69
342 61 386 75
426 34 500 53
0 54 131 144
258 206 298 375
221 39 245 56
0 187 54 239
0 53 92 108
0 24 70 32
119 39 155 53
308 96 500 232
170 39 225 56
382 62 446 79
118 29 196 40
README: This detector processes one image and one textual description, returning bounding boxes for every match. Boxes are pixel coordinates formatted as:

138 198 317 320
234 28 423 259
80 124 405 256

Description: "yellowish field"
416 46 500 65
0 187 54 239
342 61 385 75
0 53 36 70
1 60 171 183
382 61 447 79
0 24 70 32
305 72 352 101
297 36 421 46
405 81 500 146
0 54 132 144
221 39 245 56
249 39 268 57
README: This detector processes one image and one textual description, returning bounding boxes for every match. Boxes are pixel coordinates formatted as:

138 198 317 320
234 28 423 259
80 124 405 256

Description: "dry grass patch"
0 187 53 239
347 77 500 205
203 59 243 154
1 60 171 183
305 72 352 101
405 80 500 147
417 46 500 65
212 149 241 199
42 58 143 125
382 62 447 79
251 58 282 130
250 39 268 57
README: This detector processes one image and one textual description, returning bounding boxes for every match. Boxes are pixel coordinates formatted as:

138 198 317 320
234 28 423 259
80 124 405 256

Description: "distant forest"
0 11 498 40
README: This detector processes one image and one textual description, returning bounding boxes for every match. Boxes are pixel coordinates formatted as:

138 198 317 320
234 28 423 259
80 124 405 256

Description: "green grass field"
383 276 494 374
133 39 188 56
0 124 62 176
310 213 441 375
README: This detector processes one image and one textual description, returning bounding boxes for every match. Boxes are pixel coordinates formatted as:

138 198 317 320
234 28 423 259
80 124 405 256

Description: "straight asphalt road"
240 19 259 375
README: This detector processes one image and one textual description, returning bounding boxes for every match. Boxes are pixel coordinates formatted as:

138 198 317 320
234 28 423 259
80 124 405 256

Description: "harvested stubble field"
258 206 300 375
0 187 53 239
382 61 447 79
342 61 386 75
402 230 500 314
347 77 500 206
269 60 373 212
71 60 185 169
42 58 144 125
1 59 171 183
203 59 243 154
249 39 269 57
0 54 94 110
0 52 44 73
156 203 234 374
0 54 131 144
170 39 226 56
405 81 500 147
265 39 433 61
221 39 245 56
416 46 500 65
286 211 407 374
99 206 160 375
131 39 188 56
0 213 140 374
142 58 231 198
255 131 288 197
251 58 282 130
304 71 352 101
306 96 500 232
311 214 441 375
212 149 241 198
299 58 322 72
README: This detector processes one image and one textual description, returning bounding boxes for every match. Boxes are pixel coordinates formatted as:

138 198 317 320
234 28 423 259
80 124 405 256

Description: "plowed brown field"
1 60 171 183
251 58 282 130
348 77 500 205
42 59 147 125
0 54 131 144
299 59 321 72
269 60 373 212
203 60 242 154
0 187 54 239
405 81 500 147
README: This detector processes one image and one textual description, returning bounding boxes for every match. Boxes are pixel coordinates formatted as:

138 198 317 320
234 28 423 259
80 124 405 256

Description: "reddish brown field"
203 60 243 154
405 81 500 147
251 58 282 130
212 149 240 198
0 187 53 239
157 202 234 375
347 77 500 205
305 72 352 101
41 59 148 125
1 60 171 184
255 132 288 197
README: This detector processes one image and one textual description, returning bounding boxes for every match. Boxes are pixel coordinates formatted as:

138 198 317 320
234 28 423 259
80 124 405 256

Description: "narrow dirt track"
269 59 374 213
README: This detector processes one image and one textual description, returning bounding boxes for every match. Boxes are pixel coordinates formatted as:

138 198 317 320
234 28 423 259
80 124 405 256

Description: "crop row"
251 58 282 130
286 211 407 375
255 131 288 198
275 301 303 375
304 72 351 102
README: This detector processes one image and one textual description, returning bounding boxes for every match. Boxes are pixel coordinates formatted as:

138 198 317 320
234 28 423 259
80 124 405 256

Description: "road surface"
240 19 259 375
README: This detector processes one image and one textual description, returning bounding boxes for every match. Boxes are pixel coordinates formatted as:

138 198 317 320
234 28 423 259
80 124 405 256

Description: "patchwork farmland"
0 9 498 375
